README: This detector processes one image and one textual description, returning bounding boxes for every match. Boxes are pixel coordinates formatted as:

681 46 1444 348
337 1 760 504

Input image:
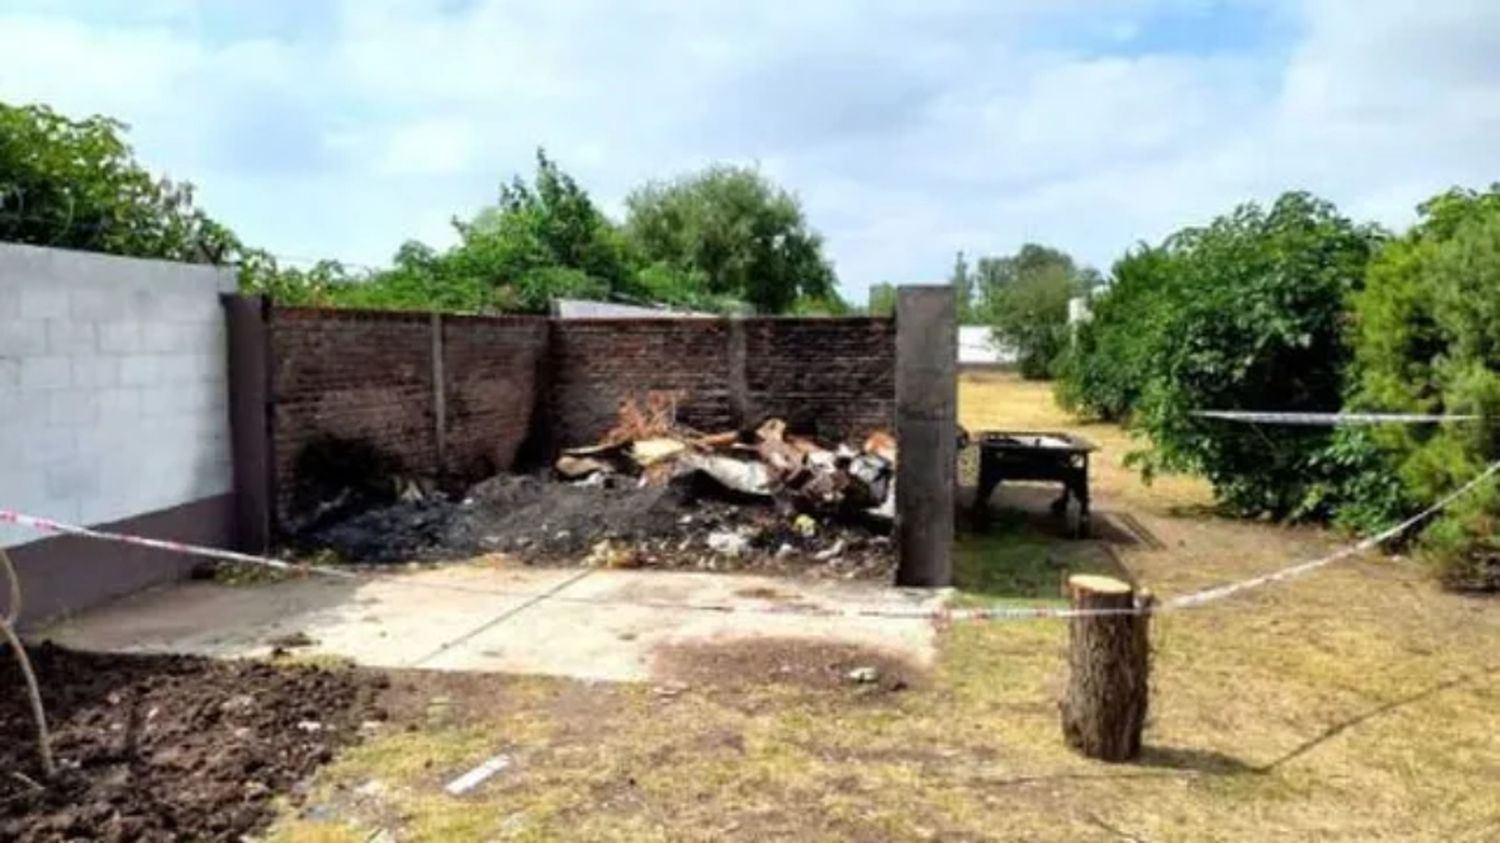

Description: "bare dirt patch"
0 644 384 843
653 636 923 696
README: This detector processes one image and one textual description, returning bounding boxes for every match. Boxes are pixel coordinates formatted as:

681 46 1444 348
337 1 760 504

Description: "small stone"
653 682 688 699
296 720 324 733
354 779 386 798
847 666 879 684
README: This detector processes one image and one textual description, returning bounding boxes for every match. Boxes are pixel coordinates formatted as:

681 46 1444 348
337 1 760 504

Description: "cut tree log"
1059 574 1153 762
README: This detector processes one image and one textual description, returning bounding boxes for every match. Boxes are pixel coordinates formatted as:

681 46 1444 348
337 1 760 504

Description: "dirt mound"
0 644 384 842
299 474 895 579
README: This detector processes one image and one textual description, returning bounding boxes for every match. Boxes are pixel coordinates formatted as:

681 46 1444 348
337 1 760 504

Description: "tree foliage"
624 165 840 314
1067 193 1382 519
949 251 974 322
0 102 237 263
972 243 1091 379
867 282 896 316
1055 245 1179 421
1348 186 1500 588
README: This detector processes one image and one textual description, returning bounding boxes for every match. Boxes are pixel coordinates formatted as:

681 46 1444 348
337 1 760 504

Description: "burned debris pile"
296 393 897 578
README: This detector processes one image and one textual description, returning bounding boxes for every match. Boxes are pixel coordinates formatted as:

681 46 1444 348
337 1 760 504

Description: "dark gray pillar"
895 286 956 587
222 293 274 553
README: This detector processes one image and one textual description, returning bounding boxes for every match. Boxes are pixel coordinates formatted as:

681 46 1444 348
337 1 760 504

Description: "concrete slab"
40 561 942 683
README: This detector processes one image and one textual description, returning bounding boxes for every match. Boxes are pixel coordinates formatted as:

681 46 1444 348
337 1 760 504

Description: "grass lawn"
270 373 1500 842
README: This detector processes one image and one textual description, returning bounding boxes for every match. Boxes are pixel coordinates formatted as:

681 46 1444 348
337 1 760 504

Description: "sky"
2 0 1498 304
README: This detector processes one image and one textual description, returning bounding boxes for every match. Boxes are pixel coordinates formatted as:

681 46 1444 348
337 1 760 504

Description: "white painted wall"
0 244 236 548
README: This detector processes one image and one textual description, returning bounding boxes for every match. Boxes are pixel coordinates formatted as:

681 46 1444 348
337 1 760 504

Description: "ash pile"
297 394 897 579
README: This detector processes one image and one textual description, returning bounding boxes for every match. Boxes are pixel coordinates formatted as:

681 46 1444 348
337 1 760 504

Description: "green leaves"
1349 186 1500 588
623 165 839 314
0 102 238 263
973 243 1090 380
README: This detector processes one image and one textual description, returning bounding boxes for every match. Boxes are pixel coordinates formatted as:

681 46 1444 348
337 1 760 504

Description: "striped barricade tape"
3 458 1495 624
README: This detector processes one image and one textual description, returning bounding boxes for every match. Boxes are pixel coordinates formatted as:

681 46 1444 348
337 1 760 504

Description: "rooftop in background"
552 298 712 319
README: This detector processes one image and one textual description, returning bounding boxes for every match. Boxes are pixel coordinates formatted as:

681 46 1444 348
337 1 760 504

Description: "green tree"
949 251 973 322
1347 186 1500 588
1126 192 1382 519
971 243 1090 379
624 165 838 314
867 282 897 316
305 150 633 314
1055 244 1180 420
0 101 237 263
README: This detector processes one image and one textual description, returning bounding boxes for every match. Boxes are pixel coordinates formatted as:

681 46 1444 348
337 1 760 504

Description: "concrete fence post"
222 293 274 553
894 286 956 587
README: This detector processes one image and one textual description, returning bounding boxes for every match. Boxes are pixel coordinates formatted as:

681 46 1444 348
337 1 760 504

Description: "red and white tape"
3 458 1494 623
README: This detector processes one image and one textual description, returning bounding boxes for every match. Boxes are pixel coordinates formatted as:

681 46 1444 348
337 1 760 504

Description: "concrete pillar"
222 293 274 552
895 286 956 587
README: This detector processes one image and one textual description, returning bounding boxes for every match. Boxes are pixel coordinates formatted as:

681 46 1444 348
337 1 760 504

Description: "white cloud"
1 0 1498 304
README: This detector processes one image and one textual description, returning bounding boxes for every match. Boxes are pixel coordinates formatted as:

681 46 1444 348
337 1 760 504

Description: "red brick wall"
269 309 895 519
442 315 550 478
549 318 734 444
744 318 896 440
549 317 895 446
270 309 549 518
271 309 436 515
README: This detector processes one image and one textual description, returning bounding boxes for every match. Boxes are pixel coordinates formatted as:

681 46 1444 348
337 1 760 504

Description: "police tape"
3 458 1496 624
1192 410 1483 425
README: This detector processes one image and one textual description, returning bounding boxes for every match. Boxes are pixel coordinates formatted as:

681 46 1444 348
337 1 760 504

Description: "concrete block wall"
0 243 237 623
0 243 235 547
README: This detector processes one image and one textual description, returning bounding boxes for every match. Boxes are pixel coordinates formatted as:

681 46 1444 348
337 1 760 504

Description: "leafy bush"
1120 193 1382 518
1055 245 1178 420
1348 187 1500 588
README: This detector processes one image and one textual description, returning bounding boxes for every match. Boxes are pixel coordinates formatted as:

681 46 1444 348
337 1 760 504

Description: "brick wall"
266 309 895 520
549 318 735 444
269 308 550 518
744 318 896 440
549 316 895 446
442 315 550 478
271 309 437 514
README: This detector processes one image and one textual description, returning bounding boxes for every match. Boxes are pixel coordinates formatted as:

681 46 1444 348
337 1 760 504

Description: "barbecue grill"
971 430 1096 537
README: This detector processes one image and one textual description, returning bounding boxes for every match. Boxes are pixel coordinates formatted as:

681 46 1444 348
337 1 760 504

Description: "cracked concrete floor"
40 558 942 682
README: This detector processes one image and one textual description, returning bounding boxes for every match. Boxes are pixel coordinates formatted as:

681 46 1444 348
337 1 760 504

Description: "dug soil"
299 474 895 579
0 644 386 842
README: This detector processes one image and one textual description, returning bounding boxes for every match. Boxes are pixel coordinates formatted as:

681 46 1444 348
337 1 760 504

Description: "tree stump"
1060 574 1153 762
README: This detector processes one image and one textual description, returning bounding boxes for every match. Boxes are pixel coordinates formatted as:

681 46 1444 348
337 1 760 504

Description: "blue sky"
2 1 1498 304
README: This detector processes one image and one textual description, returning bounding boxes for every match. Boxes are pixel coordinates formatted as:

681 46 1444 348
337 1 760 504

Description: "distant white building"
958 326 1017 367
